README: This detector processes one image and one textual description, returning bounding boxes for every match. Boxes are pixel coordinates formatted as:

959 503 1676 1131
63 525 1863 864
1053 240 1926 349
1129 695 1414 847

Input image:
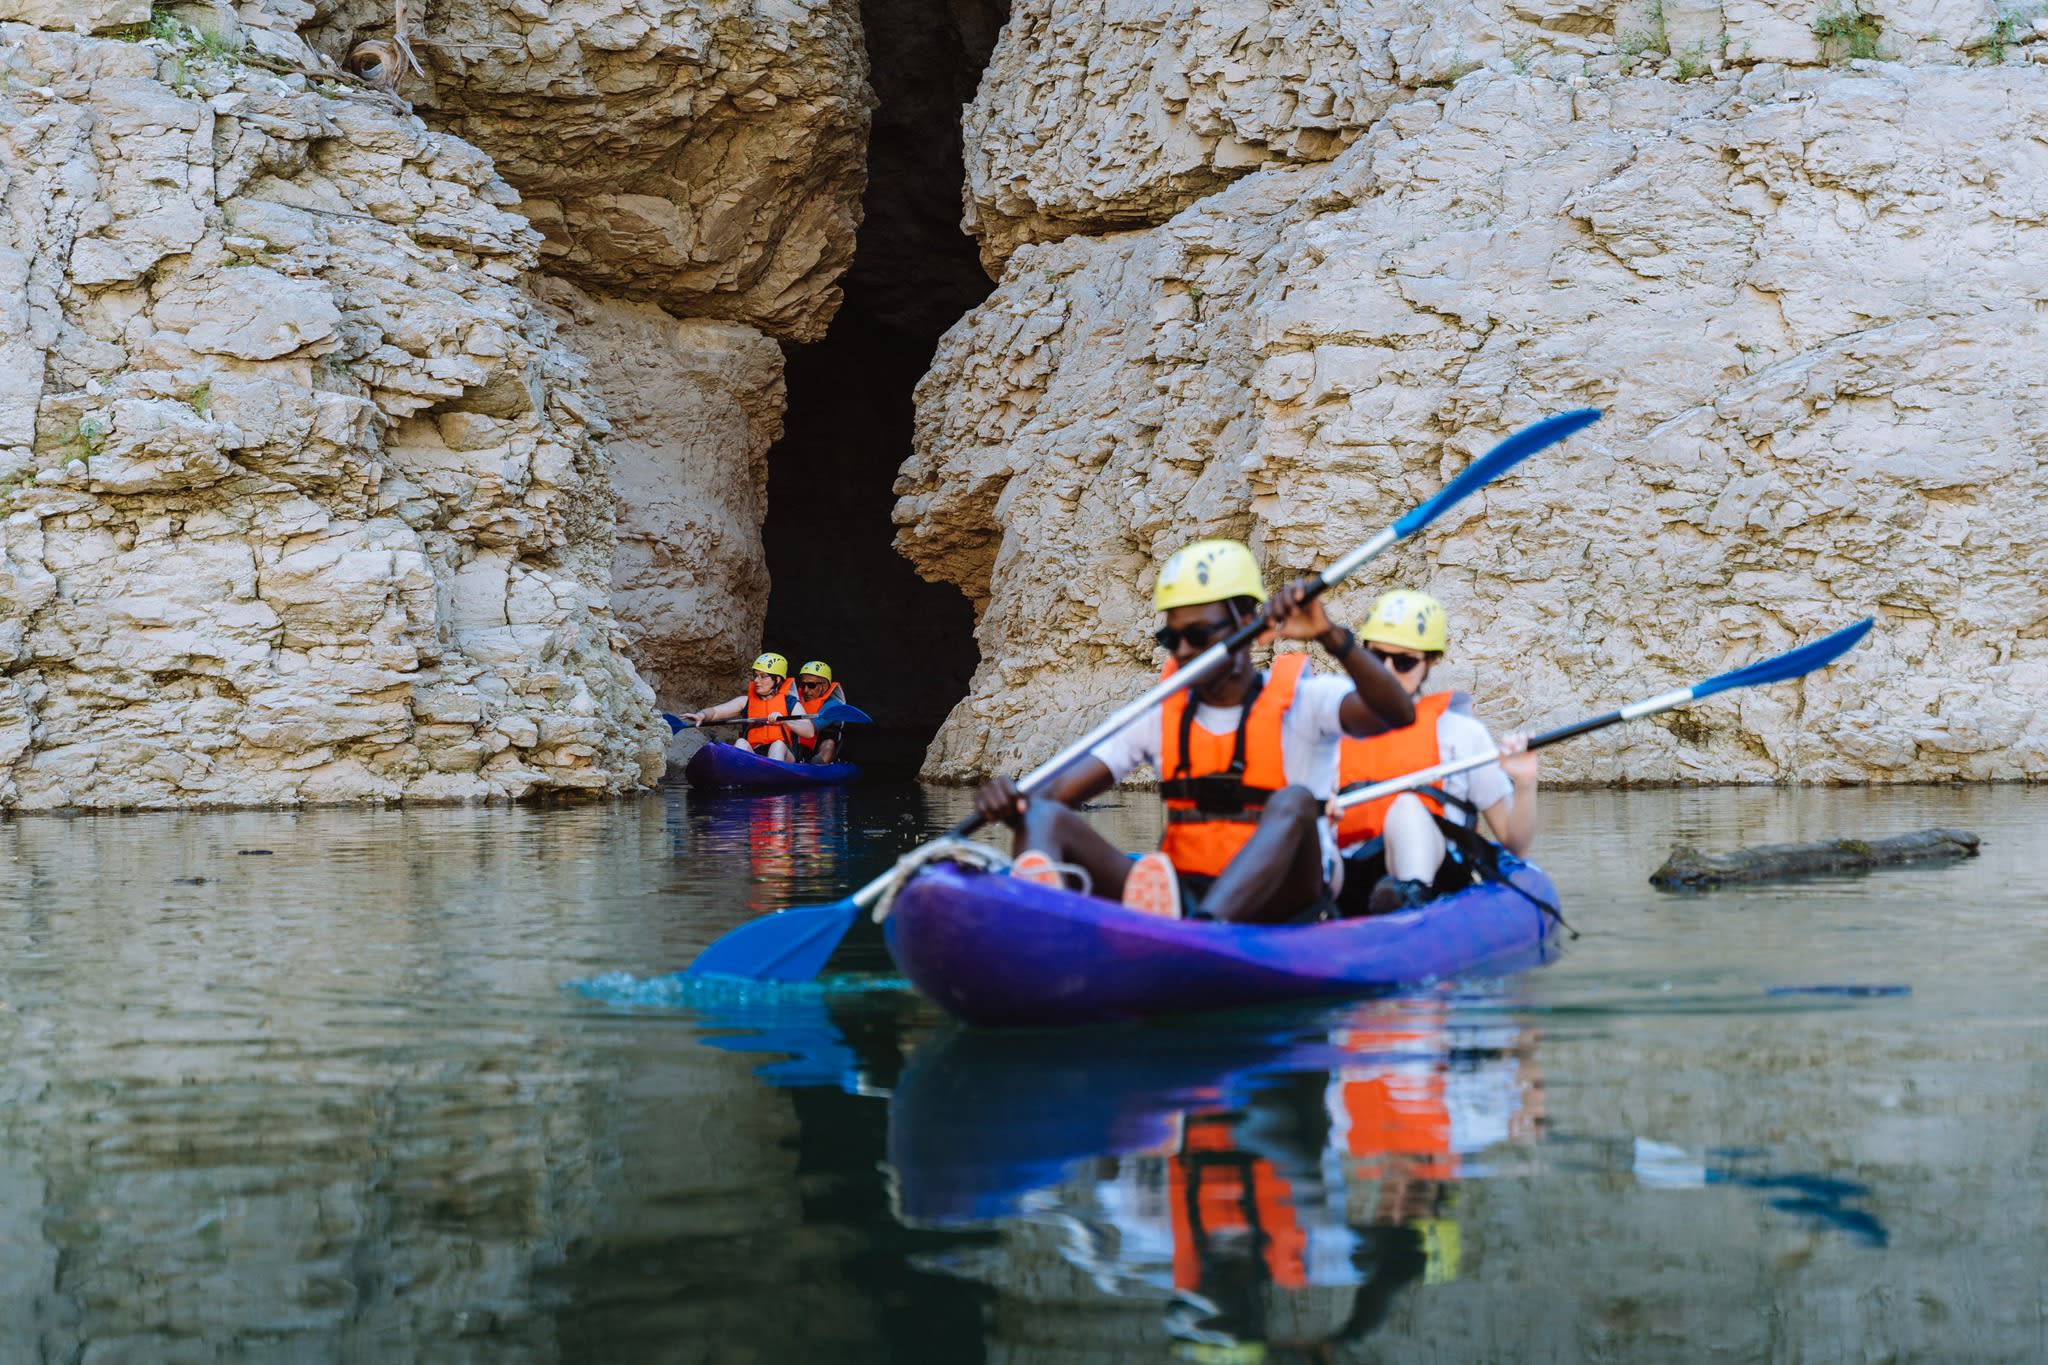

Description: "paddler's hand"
974 775 1029 828
1498 733 1538 784
683 711 707 727
1259 577 1335 644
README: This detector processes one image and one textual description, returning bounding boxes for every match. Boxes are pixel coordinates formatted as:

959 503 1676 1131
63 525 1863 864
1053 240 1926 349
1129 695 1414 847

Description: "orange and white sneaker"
1122 852 1182 919
1011 850 1065 889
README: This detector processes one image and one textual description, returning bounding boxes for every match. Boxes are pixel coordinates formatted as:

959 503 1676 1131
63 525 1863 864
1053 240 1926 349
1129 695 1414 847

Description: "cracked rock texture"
301 0 873 720
308 0 873 342
963 0 2030 270
535 277 782 710
0 21 665 807
903 62 2048 785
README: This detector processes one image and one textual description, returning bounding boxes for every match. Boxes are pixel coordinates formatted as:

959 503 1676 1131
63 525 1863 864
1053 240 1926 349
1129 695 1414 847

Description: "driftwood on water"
1650 827 1980 891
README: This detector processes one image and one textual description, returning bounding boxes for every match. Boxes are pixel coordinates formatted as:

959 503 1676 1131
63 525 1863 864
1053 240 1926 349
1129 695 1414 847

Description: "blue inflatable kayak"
682 742 860 790
884 858 1562 1027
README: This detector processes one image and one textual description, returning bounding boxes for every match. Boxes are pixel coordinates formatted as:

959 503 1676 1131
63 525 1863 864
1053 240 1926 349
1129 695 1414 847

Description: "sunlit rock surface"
536 279 783 711
962 0 2014 269
904 61 2048 785
307 0 874 342
0 22 663 806
298 0 876 723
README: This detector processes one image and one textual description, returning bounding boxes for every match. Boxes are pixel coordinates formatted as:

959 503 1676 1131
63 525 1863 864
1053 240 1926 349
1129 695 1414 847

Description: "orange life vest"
794 683 847 754
1334 691 1454 848
1168 1114 1308 1292
746 678 797 749
1158 654 1308 879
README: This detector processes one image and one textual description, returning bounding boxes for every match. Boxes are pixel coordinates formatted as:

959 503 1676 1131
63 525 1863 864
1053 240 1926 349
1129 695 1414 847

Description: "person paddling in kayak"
792 660 850 764
681 652 816 762
973 539 1415 923
1332 590 1539 915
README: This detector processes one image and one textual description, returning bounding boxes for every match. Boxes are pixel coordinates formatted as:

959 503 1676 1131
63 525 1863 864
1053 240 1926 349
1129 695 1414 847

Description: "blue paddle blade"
684 899 862 983
1393 408 1602 539
1692 618 1874 701
809 701 873 726
662 711 688 734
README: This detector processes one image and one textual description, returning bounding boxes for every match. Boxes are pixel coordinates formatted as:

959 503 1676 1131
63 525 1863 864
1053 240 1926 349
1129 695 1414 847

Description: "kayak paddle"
685 407 1602 983
663 701 873 734
1332 617 1876 815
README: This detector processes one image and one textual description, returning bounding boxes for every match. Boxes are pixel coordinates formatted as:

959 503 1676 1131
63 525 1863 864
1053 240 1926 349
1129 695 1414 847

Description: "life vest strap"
1163 806 1265 826
1159 773 1281 816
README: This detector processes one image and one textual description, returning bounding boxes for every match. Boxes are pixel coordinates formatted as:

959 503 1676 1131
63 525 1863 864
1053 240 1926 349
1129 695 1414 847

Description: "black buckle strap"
1167 670 1266 814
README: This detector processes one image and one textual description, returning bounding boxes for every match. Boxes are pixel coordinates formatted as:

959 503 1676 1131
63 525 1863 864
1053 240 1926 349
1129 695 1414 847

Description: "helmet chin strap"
1192 602 1256 705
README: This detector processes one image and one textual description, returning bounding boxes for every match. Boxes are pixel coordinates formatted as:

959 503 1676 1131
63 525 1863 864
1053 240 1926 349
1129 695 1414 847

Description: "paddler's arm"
684 694 748 725
781 702 816 740
1481 733 1539 855
973 758 1114 828
1262 578 1414 737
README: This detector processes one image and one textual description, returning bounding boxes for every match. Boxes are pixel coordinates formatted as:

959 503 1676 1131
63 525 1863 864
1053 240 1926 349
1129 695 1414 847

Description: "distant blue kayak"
682 742 860 790
885 858 1562 1028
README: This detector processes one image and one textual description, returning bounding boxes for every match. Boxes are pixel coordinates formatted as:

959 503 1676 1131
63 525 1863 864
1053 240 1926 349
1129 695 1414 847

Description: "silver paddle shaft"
1332 683 1700 811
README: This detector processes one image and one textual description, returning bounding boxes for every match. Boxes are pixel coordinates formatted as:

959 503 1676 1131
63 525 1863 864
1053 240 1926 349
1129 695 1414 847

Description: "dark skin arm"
972 755 1114 827
1261 579 1415 736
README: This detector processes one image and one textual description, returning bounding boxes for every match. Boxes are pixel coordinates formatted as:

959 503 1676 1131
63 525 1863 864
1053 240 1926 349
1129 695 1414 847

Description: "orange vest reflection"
739 793 847 916
1169 1113 1309 1292
1070 1002 1542 1310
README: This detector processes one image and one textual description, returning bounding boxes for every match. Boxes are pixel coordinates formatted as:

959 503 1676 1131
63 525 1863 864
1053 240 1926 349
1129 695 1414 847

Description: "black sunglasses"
797 677 830 689
1154 619 1239 652
1367 646 1427 675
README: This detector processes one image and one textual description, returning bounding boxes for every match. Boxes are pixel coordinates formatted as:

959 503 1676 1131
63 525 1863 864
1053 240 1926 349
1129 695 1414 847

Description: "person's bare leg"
764 740 796 762
1201 786 1326 925
1016 799 1136 900
813 737 839 764
1382 793 1448 884
735 738 756 753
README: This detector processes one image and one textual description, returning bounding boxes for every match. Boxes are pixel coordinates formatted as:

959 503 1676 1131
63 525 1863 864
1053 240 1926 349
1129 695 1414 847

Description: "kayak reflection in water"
888 997 1543 1359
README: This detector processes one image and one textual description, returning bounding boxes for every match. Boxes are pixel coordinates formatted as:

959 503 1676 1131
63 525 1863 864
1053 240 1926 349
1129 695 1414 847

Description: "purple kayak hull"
885 860 1561 1027
682 742 860 790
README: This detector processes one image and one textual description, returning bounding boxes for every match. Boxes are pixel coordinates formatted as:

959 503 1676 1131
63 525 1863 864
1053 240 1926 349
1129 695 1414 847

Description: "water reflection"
880 995 1540 1358
685 790 854 917
0 785 2037 1359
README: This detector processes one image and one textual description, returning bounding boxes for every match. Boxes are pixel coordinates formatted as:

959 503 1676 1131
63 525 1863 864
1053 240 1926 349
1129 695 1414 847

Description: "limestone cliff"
307 0 873 342
905 14 2048 784
301 0 873 716
535 277 784 709
0 19 664 805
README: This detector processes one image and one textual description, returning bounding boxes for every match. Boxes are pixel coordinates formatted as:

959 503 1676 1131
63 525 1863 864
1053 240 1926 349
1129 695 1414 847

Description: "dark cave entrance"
758 0 1007 778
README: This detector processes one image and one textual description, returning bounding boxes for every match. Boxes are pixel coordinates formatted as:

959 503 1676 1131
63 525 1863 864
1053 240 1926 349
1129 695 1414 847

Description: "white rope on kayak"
870 836 1012 922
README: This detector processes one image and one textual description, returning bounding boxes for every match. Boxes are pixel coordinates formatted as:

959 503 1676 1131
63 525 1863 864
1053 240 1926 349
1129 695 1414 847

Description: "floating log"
1650 827 1980 891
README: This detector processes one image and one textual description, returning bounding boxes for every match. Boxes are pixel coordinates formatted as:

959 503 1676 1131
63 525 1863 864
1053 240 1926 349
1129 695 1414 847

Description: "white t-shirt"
1430 697 1514 824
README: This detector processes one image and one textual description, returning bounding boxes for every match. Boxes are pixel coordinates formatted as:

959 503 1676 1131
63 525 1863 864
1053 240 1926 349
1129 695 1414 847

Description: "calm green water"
0 783 2041 1361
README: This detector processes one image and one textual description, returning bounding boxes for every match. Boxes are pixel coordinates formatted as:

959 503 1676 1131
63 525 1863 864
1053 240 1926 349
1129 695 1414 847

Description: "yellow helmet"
1154 538 1267 612
1359 589 1448 653
797 660 833 682
749 651 790 678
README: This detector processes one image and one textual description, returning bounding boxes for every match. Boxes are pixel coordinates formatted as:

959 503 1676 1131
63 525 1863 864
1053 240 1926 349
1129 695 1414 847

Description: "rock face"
307 0 873 343
535 278 784 710
962 0 1996 271
906 35 2048 784
0 22 664 806
302 0 877 723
